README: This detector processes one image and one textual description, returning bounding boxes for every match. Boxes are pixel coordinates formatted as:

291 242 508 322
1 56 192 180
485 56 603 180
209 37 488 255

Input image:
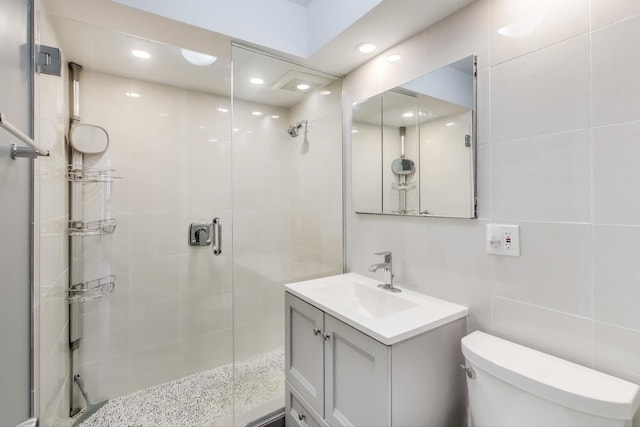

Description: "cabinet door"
285 293 325 416
324 315 391 427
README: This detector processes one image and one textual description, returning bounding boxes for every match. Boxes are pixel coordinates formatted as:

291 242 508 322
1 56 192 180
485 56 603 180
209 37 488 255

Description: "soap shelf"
67 166 122 183
68 218 117 236
66 275 116 303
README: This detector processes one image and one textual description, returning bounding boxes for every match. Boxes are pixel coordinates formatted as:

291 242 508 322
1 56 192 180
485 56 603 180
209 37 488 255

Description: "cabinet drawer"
286 381 328 427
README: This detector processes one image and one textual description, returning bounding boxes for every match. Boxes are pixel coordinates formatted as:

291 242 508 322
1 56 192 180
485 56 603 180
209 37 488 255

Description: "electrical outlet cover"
486 224 520 256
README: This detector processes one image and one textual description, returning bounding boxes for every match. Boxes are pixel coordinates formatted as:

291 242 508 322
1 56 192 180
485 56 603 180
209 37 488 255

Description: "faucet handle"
374 251 392 262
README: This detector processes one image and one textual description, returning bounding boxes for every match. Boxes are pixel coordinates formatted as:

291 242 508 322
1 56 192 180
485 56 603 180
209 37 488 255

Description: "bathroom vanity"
284 273 468 427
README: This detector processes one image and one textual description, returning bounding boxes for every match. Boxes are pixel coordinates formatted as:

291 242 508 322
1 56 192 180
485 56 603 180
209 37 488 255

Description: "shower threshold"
244 407 285 427
70 347 284 427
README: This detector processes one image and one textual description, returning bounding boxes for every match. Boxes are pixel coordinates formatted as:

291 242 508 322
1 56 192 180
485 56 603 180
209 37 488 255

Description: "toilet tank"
461 331 640 427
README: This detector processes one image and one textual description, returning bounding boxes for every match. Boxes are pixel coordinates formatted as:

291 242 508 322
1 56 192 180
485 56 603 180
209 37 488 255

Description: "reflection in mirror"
352 55 477 218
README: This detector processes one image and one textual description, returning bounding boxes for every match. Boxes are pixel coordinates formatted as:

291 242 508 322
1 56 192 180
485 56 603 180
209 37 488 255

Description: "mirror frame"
351 55 477 219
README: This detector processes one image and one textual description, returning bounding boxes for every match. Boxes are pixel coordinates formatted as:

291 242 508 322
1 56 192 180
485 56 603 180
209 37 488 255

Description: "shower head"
287 125 301 138
287 120 308 138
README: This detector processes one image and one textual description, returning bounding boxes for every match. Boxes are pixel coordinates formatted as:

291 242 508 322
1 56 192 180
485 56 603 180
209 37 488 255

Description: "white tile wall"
593 121 640 225
591 0 640 29
492 222 591 316
492 297 593 367
592 225 640 331
491 130 591 222
594 322 640 385
488 0 589 65
591 14 640 126
490 35 590 142
345 0 640 384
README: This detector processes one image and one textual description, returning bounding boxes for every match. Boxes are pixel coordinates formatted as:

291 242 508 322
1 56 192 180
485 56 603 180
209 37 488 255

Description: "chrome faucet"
369 251 401 293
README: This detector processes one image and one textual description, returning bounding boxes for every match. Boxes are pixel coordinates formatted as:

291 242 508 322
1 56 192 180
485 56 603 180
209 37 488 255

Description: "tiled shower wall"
346 0 640 385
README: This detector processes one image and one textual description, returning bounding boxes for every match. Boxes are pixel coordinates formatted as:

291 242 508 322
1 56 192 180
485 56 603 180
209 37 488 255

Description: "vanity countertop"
285 272 468 345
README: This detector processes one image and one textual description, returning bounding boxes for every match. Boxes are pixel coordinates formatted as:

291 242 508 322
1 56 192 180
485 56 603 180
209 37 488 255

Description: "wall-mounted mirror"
352 55 477 218
69 124 110 154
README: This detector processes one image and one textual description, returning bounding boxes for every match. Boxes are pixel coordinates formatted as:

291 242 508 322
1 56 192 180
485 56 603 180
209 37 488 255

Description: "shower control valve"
189 222 212 246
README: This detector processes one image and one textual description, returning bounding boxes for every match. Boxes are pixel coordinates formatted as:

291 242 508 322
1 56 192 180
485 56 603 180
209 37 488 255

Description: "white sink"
314 279 419 319
285 273 468 345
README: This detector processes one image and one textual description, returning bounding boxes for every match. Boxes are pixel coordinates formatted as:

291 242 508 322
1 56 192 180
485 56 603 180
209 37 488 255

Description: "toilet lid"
461 331 640 420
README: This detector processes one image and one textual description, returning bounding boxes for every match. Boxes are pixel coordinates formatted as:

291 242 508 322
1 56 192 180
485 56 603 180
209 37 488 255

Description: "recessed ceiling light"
181 48 217 66
233 128 239 132
132 49 151 59
386 54 401 63
252 111 262 116
157 112 169 117
126 92 141 98
297 83 311 91
352 129 359 133
208 138 218 142
218 107 229 113
271 115 280 119
199 126 207 129
319 90 331 96
250 78 264 85
356 42 377 54
402 112 414 118
445 122 455 127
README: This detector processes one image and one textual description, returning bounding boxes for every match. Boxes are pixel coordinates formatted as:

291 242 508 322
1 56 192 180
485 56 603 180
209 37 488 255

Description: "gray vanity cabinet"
285 292 391 427
285 291 468 427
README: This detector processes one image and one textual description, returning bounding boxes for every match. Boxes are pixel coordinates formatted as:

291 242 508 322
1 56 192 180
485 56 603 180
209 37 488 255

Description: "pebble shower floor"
71 348 284 426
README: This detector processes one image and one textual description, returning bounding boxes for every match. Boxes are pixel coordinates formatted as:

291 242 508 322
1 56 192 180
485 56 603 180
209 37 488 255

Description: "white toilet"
461 331 640 427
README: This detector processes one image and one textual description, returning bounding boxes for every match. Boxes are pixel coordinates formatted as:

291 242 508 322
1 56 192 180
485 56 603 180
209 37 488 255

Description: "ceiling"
43 0 475 108
47 15 340 107
44 0 474 76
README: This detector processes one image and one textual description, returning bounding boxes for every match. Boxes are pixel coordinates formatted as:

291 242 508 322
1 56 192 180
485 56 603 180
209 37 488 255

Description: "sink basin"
285 273 468 345
314 279 418 319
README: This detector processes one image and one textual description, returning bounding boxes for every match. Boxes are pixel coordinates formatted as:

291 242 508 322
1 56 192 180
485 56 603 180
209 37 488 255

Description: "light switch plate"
486 224 520 256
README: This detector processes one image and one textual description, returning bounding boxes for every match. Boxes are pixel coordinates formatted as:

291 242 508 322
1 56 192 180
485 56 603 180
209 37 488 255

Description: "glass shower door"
230 45 344 425
40 15 238 426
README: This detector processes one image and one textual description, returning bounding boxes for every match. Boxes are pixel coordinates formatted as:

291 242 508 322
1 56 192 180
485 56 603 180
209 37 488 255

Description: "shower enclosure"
37 13 343 426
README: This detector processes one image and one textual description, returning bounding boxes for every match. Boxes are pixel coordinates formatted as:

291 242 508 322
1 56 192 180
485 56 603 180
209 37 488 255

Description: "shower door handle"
212 217 222 256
